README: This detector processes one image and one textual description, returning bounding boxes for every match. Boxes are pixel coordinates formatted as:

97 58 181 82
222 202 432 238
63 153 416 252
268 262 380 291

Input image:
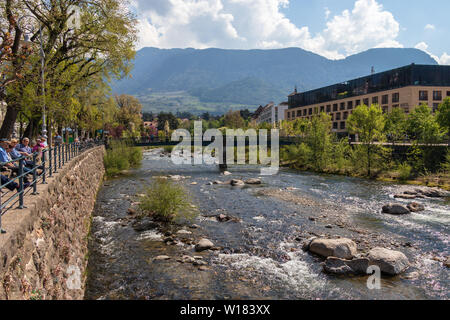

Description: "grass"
139 178 197 223
104 140 143 176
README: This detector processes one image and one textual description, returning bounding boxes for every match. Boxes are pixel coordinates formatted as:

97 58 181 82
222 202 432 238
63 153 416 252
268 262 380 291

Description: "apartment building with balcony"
285 64 450 133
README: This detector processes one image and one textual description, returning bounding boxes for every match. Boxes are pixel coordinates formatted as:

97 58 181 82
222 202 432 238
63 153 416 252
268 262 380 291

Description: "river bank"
85 148 449 300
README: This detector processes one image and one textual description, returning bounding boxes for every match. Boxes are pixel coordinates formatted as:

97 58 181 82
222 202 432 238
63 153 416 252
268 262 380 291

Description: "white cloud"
425 24 435 30
414 42 450 65
131 0 403 59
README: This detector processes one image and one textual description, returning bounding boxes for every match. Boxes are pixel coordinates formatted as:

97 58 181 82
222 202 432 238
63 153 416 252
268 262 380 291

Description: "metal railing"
0 140 103 234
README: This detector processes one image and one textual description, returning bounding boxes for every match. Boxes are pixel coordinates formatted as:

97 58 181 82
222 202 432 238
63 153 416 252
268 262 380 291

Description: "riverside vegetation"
139 178 197 223
104 140 143 176
280 102 450 189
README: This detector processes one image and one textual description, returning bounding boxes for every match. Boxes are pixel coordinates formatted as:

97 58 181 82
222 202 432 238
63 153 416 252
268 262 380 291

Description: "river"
85 148 449 300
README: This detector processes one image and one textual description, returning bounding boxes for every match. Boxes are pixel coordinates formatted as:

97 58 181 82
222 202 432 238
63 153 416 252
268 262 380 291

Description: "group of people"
0 136 48 193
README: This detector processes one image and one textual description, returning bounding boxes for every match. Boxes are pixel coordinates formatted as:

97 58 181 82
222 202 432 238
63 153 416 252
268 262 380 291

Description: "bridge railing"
0 140 103 234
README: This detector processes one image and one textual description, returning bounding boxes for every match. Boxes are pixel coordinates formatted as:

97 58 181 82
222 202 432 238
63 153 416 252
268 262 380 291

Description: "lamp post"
19 15 47 137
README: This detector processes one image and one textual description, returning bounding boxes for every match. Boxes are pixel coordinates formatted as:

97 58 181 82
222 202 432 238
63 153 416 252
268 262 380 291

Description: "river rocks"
127 208 137 215
245 178 262 185
193 260 207 266
154 255 170 261
367 247 409 275
382 203 411 215
401 187 450 198
217 214 229 222
230 179 245 186
222 171 232 176
407 202 425 212
190 182 198 185
323 257 370 275
394 194 417 200
176 229 192 235
309 238 357 259
195 239 214 252
445 257 450 268
180 255 195 263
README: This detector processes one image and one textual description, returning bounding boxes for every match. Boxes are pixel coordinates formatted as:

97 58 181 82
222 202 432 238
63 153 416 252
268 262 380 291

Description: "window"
382 106 388 113
333 122 338 129
320 106 325 112
303 109 307 116
331 114 334 121
382 95 388 104
336 113 341 120
392 93 400 103
314 107 319 114
433 103 439 112
308 108 313 115
333 104 338 112
347 101 353 109
287 112 290 118
393 104 399 109
356 100 361 107
340 102 345 110
326 105 331 113
419 91 428 101
447 91 450 97
340 122 346 130
372 96 378 104
363 98 369 106
343 112 348 120
433 91 442 101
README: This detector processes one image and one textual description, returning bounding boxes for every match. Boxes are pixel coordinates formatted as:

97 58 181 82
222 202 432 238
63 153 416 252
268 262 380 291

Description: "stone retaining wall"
0 146 105 300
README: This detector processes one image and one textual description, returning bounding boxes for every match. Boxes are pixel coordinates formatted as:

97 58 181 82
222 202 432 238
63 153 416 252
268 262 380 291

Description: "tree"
224 110 244 129
407 104 443 144
157 112 178 131
114 94 142 137
347 104 385 176
436 98 450 138
306 113 332 171
0 0 137 138
384 107 407 142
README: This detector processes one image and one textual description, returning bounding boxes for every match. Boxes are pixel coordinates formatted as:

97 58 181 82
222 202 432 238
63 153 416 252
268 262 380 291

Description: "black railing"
0 140 103 234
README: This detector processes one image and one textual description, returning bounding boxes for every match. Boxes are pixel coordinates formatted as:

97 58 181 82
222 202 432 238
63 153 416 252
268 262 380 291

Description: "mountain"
112 47 438 115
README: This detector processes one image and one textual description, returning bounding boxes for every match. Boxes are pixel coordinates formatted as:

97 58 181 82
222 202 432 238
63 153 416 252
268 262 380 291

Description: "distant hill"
112 47 438 114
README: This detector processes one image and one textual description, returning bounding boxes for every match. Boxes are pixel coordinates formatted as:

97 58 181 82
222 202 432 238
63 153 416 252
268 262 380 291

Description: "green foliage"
347 104 386 175
305 113 333 171
407 104 444 143
139 178 197 223
442 150 450 173
281 143 312 169
436 98 450 136
104 141 142 176
397 163 413 182
384 107 407 142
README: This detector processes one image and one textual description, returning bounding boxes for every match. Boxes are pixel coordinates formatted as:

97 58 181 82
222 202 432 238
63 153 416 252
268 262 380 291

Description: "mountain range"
111 47 438 115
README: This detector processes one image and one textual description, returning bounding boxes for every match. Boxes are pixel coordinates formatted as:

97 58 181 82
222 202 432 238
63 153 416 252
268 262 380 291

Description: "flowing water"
85 149 449 300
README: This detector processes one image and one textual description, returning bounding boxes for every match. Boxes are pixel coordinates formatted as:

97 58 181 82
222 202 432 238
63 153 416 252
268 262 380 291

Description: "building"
255 102 289 126
285 64 450 133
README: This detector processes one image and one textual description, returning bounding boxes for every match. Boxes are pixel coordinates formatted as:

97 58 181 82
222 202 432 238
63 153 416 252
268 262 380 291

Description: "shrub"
139 178 197 223
104 140 142 176
397 163 413 182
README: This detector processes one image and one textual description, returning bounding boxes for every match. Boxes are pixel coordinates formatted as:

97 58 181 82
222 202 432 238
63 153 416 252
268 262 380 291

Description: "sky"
130 0 450 64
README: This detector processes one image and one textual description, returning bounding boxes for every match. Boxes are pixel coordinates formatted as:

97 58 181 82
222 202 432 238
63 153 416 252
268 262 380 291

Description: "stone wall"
0 146 105 300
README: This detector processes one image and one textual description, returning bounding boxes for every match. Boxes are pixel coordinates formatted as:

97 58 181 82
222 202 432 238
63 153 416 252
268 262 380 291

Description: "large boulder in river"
309 238 357 259
195 239 214 252
415 187 449 198
323 257 370 275
407 202 425 212
382 203 410 215
367 247 409 275
394 194 417 200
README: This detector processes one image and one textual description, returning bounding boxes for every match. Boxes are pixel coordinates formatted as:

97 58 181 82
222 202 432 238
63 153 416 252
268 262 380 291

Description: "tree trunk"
0 106 19 139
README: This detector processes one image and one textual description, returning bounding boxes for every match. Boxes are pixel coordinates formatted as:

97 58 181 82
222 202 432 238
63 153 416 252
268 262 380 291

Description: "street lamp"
19 15 47 137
